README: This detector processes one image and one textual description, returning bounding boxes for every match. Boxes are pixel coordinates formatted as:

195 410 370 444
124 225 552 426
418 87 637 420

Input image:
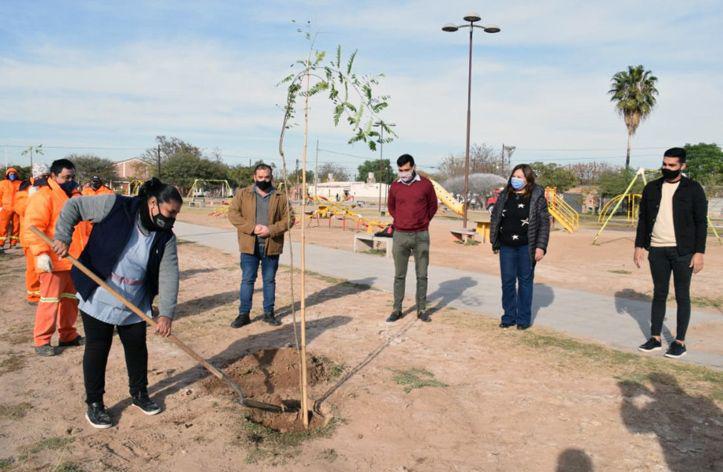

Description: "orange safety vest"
23 179 85 272
82 185 115 196
0 167 22 212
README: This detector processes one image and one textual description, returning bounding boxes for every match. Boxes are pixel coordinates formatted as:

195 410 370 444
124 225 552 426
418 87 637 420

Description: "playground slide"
428 178 464 216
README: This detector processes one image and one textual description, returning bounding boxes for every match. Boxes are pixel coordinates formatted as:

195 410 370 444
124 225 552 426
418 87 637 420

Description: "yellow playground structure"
545 187 580 233
598 193 641 226
307 196 387 234
430 177 580 237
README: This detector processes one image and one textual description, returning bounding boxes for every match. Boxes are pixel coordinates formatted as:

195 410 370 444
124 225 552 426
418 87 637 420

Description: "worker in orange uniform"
82 176 115 197
0 167 22 252
76 176 114 247
15 164 51 304
24 159 85 356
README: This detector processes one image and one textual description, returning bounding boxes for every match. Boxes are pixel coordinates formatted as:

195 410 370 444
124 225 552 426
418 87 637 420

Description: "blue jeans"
499 244 534 326
239 241 279 314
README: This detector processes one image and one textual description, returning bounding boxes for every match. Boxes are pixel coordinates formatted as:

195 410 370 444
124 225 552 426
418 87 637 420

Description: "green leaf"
347 50 357 74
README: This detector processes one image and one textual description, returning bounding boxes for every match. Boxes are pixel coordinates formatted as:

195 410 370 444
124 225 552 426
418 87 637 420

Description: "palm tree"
608 65 659 170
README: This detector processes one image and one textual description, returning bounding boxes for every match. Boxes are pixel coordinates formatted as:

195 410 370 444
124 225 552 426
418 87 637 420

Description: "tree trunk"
625 131 632 171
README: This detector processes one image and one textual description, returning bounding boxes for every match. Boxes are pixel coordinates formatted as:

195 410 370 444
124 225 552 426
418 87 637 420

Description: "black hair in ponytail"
138 177 183 205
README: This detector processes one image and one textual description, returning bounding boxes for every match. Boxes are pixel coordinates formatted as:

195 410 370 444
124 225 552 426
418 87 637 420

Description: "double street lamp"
442 13 500 230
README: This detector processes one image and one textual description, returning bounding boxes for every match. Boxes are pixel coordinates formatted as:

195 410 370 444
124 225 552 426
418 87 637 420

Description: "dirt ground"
0 242 721 471
178 206 723 313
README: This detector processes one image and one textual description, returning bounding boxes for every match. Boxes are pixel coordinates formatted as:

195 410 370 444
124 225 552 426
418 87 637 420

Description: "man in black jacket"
634 147 707 359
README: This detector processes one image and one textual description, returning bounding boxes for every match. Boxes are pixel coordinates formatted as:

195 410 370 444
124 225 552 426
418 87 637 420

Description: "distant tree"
597 168 649 197
567 162 617 185
317 163 350 182
227 162 260 189
65 154 118 184
161 153 229 193
140 136 203 178
683 143 723 186
288 168 315 186
356 159 393 183
609 65 659 170
529 162 578 192
438 143 505 180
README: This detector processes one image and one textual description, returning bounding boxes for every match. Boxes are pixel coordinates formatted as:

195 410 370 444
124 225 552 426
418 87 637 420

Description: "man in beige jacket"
228 164 293 328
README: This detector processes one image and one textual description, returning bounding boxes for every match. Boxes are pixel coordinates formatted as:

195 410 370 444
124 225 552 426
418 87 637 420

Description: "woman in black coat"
489 164 551 330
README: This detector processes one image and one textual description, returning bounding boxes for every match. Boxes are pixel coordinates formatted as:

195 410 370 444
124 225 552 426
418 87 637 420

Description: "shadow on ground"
615 289 674 342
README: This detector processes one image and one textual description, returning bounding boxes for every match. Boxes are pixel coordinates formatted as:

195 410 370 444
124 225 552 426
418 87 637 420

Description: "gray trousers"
392 230 430 312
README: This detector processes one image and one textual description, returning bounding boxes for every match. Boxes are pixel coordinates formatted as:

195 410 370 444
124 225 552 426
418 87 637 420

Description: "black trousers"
648 247 693 341
81 311 148 405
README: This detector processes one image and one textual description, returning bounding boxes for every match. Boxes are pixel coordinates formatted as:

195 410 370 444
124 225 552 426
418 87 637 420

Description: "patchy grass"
0 458 14 470
19 436 75 460
392 368 448 393
53 463 85 472
608 269 632 275
0 352 26 375
361 248 387 257
616 289 722 312
691 296 723 313
0 402 32 420
454 238 481 246
236 410 342 465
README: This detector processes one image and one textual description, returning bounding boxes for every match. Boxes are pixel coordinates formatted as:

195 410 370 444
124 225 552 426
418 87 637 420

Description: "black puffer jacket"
490 184 551 264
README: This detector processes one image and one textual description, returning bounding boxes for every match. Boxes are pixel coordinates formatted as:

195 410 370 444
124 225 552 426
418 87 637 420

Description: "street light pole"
442 13 500 231
373 120 395 215
463 24 474 229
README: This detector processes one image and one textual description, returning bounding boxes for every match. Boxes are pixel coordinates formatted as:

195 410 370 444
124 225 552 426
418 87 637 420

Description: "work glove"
36 254 53 273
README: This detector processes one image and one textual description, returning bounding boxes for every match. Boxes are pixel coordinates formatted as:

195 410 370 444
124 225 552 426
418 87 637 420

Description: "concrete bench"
450 228 477 242
353 233 392 258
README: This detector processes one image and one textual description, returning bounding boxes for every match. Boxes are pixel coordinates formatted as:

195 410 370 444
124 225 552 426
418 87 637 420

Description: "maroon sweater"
387 176 438 232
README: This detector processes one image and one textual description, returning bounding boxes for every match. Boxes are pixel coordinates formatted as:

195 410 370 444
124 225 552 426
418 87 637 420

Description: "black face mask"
661 168 681 181
91 182 101 190
141 205 175 232
34 177 48 187
59 180 79 196
255 180 272 191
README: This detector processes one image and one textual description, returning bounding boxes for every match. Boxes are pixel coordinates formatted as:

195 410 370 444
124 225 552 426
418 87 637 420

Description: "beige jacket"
227 185 293 256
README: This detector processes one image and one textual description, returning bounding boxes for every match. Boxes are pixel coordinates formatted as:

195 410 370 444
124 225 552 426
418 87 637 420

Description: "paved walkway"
175 221 722 369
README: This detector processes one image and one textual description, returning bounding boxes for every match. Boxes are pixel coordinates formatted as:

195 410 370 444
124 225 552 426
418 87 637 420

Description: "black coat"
490 184 551 264
635 176 708 255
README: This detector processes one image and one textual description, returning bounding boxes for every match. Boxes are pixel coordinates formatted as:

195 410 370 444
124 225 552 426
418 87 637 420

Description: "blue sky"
1 0 721 174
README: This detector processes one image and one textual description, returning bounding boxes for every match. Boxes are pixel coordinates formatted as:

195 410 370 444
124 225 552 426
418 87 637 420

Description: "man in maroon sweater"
386 154 438 323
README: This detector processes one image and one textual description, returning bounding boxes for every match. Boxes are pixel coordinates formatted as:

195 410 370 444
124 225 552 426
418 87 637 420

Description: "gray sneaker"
35 344 58 357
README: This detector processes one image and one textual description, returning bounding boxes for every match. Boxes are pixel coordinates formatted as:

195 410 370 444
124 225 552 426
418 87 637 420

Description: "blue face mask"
510 177 526 190
8 174 17 181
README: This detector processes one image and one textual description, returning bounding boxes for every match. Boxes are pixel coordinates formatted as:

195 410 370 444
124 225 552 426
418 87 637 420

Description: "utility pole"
500 143 505 175
314 139 319 198
156 145 162 179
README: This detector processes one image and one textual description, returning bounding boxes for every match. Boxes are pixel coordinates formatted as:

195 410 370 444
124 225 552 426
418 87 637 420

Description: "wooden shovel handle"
29 226 228 382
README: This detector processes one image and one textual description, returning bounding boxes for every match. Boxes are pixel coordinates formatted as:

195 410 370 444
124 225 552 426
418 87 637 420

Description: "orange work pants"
0 210 19 247
33 271 79 346
24 248 41 303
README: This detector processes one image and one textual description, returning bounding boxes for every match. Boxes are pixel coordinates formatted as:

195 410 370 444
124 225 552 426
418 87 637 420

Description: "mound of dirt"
203 347 337 432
